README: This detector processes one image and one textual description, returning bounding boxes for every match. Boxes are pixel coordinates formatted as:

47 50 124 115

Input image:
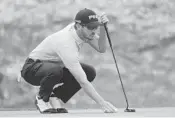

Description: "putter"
103 23 136 112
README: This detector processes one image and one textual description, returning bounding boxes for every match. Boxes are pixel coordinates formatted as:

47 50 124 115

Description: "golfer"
21 8 118 113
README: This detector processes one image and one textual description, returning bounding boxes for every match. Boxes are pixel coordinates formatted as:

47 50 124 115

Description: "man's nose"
91 32 95 35
92 29 98 33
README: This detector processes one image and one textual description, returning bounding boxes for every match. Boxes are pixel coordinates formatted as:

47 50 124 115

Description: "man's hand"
100 101 118 113
99 13 109 24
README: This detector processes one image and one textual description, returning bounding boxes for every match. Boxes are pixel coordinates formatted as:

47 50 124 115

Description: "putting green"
0 107 174 117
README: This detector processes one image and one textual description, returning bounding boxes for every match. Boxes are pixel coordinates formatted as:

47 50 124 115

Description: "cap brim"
86 21 102 28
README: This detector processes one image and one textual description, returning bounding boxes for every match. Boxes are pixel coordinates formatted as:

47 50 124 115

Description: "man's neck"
76 30 87 41
74 25 87 42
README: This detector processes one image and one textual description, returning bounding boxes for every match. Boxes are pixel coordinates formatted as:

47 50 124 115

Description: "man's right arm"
53 38 118 113
53 40 105 105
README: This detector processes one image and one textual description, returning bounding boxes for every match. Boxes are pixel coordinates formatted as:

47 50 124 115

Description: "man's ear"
75 23 83 30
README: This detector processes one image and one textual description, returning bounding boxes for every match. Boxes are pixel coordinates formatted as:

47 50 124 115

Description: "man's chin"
87 35 95 40
85 37 93 41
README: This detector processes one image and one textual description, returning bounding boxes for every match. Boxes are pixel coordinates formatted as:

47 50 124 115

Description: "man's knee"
82 64 96 82
88 66 96 82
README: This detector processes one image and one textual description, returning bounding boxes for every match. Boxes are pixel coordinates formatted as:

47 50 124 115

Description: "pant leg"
36 61 64 102
53 63 96 103
21 58 64 102
21 58 43 86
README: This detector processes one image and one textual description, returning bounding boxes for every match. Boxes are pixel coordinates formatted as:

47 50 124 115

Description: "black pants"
21 58 96 103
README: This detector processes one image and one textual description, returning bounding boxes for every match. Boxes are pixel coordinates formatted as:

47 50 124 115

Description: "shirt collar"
70 23 84 45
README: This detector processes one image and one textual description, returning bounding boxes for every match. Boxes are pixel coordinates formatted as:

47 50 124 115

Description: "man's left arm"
87 26 107 53
87 13 109 53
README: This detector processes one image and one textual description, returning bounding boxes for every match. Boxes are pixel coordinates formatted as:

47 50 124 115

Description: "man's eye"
87 27 98 30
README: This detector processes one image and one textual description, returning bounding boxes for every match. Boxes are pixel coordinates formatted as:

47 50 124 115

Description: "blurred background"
0 0 175 109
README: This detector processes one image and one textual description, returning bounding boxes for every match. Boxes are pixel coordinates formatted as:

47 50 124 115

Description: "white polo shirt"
29 23 87 80
29 23 84 61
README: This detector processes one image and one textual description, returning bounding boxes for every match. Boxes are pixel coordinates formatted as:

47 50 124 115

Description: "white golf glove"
99 13 109 24
101 101 118 113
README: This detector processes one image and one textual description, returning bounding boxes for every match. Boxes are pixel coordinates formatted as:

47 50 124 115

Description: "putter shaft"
104 23 135 112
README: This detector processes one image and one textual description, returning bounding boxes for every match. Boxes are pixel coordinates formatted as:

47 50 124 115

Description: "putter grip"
103 23 113 47
103 23 108 34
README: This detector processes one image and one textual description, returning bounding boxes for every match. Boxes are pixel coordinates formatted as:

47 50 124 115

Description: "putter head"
124 108 136 112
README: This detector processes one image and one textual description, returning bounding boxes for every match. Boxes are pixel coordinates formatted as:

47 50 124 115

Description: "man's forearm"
68 65 105 105
81 82 105 105
98 26 107 52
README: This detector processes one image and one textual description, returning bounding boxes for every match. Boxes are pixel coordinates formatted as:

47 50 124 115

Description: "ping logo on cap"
88 15 99 20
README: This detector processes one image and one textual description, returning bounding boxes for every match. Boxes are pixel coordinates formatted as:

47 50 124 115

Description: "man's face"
81 25 99 40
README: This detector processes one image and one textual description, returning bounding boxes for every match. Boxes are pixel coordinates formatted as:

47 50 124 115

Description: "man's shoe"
35 95 57 113
49 94 68 113
57 108 68 113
